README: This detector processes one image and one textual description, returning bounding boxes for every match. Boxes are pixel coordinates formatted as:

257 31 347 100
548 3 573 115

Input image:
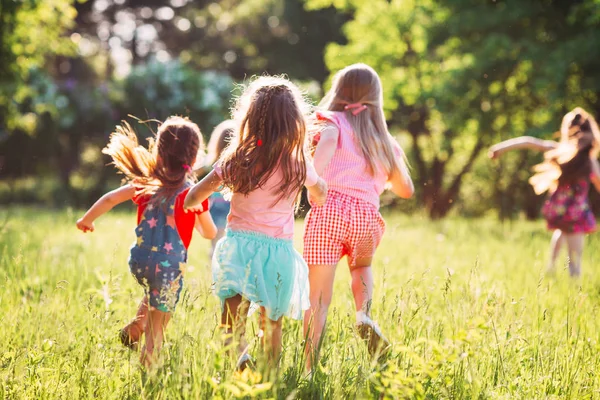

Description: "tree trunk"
425 138 485 219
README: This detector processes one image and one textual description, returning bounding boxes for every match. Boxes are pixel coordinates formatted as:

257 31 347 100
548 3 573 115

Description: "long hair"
103 116 203 204
319 63 403 176
530 107 600 194
206 119 236 165
218 76 309 203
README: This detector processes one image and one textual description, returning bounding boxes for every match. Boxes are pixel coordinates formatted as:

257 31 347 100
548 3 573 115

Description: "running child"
489 107 600 277
204 120 236 258
303 63 414 368
76 116 217 366
184 76 328 369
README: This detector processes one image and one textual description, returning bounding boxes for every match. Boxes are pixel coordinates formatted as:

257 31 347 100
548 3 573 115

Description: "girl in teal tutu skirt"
185 76 327 368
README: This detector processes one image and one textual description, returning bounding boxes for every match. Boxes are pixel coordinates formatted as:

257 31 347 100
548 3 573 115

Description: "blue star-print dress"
129 191 188 312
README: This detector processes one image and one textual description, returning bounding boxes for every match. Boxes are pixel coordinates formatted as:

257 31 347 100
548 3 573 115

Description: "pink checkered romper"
303 111 402 268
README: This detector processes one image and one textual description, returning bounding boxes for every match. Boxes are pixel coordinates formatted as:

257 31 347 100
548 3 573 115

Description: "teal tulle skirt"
212 229 310 320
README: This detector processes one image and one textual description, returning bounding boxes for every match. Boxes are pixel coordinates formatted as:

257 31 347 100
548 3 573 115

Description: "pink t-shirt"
314 111 402 208
214 161 319 239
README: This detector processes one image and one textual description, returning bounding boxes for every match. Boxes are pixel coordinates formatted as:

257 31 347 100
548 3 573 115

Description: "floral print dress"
542 178 596 233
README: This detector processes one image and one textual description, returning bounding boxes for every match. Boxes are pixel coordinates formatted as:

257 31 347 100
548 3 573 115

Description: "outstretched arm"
488 136 558 159
184 170 223 211
76 184 136 232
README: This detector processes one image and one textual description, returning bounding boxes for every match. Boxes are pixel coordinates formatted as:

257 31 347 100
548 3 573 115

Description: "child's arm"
184 170 223 211
76 185 136 233
194 212 218 240
313 124 339 175
306 177 328 206
389 155 414 199
590 157 600 193
488 136 557 159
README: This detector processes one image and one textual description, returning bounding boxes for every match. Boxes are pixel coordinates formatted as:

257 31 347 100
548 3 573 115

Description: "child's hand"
76 218 95 233
308 189 327 207
488 146 500 160
184 202 207 214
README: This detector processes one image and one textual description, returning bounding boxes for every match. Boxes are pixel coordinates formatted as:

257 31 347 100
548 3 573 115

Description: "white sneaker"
355 312 391 357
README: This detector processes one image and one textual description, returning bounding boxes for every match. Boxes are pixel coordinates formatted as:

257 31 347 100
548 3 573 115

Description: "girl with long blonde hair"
303 64 414 369
489 107 600 277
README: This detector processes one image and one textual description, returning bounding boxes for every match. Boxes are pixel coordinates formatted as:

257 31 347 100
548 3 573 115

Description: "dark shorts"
129 246 185 312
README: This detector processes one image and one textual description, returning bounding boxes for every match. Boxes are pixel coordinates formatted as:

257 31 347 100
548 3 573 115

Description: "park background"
3 1 600 399
2 0 600 219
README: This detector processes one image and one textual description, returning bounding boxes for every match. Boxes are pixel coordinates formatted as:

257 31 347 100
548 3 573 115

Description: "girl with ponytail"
76 116 217 367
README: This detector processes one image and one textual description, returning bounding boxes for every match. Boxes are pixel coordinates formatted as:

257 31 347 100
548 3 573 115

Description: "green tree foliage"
308 0 600 218
73 0 346 82
431 0 600 219
121 61 232 134
0 0 78 134
0 61 232 205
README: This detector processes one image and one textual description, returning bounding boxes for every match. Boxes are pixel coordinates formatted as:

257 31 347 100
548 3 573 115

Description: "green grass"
2 207 600 399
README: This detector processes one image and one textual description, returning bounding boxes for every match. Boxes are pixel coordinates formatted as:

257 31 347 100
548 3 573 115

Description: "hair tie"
182 164 192 173
344 103 368 116
257 139 263 147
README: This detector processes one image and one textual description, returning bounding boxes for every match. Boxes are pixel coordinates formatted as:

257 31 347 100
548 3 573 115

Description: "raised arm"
76 184 136 232
312 124 339 176
488 136 558 159
184 170 223 211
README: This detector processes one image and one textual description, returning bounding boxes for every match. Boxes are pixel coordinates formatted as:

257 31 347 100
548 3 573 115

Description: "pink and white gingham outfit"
303 111 401 267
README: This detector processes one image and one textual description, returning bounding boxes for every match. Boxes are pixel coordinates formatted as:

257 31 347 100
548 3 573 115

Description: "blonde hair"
103 116 203 203
206 120 236 165
320 63 403 176
219 76 309 203
530 107 600 194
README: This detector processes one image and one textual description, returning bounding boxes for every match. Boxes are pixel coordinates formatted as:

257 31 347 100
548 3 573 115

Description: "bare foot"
120 320 145 350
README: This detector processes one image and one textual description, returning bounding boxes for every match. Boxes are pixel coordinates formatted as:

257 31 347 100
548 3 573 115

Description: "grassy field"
2 208 600 399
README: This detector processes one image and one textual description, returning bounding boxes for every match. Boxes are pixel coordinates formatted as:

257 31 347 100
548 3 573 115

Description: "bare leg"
303 264 336 372
349 259 374 315
548 229 564 273
221 294 250 356
259 308 283 367
351 257 390 356
140 307 171 367
564 233 585 277
120 296 149 349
